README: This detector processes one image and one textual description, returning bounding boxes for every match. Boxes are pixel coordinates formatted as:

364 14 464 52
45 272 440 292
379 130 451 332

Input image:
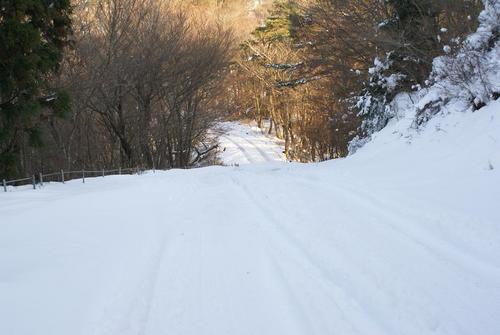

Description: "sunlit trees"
228 0 484 160
4 0 234 177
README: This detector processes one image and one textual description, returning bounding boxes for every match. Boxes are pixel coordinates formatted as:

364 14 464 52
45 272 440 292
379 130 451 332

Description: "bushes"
415 0 500 126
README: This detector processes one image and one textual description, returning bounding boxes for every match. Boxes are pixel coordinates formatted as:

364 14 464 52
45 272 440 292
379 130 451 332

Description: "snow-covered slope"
1 100 499 335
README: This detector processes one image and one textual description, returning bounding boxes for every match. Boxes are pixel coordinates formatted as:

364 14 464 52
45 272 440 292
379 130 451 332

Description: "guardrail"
2 167 144 192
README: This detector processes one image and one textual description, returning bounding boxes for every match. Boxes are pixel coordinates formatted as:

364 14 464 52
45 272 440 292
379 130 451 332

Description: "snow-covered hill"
1 98 499 335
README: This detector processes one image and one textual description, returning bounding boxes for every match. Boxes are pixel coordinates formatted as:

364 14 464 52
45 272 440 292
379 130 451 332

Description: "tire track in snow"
136 233 169 335
228 175 317 334
218 122 285 164
238 135 273 162
221 135 256 163
328 181 500 279
91 229 169 335
289 173 500 279
230 173 391 334
241 172 486 334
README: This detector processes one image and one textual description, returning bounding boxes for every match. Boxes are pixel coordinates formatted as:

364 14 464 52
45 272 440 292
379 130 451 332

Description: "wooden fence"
2 167 145 192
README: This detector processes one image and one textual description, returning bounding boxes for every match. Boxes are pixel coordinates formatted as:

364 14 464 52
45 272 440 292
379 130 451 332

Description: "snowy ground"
216 121 286 165
1 102 500 335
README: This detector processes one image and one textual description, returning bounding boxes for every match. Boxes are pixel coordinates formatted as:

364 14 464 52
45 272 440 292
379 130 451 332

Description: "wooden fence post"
3 179 7 192
119 167 121 175
82 169 85 183
39 172 43 186
32 175 36 190
102 169 105 177
61 170 65 183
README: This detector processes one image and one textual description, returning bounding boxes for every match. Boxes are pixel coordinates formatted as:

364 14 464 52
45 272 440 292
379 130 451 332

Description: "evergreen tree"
0 0 72 177
384 0 441 87
250 0 300 44
353 0 442 149
351 55 401 152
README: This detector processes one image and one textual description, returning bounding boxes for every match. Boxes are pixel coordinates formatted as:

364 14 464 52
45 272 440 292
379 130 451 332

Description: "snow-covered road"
217 121 285 165
1 103 500 335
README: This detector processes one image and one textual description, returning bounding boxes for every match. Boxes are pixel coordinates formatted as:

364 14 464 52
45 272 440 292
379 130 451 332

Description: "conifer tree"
0 0 72 177
384 0 441 87
354 0 441 146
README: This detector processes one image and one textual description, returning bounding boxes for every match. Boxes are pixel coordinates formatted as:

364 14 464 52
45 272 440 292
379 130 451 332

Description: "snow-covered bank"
1 99 499 335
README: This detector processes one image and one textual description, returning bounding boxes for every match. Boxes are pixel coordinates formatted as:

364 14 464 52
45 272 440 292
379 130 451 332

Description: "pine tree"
384 0 441 87
250 0 300 44
0 0 72 177
351 55 401 153
353 0 442 150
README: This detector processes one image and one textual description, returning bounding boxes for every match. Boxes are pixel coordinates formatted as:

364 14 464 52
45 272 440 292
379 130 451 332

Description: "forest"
0 0 495 178
1 2 500 333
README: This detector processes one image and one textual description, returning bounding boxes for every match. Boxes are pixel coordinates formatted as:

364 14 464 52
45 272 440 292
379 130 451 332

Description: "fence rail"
2 167 146 192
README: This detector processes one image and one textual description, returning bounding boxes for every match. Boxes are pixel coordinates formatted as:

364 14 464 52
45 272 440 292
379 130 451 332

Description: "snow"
216 121 286 165
1 97 500 335
427 0 500 111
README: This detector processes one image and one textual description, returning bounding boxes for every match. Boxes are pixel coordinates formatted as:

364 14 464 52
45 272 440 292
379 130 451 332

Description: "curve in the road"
221 135 257 163
239 135 274 162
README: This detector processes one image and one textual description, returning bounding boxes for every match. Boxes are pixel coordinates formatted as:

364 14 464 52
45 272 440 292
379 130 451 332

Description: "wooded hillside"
1 0 496 177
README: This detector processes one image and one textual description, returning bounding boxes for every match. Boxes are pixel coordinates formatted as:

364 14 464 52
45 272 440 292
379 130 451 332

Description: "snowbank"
407 0 499 126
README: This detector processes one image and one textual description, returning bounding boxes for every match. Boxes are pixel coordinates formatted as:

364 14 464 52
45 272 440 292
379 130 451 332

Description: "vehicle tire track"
229 174 390 335
238 135 273 162
136 232 169 335
92 231 169 335
221 135 255 163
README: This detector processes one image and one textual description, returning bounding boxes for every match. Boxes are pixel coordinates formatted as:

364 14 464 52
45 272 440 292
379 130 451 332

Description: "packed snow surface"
1 102 500 335
217 121 285 165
